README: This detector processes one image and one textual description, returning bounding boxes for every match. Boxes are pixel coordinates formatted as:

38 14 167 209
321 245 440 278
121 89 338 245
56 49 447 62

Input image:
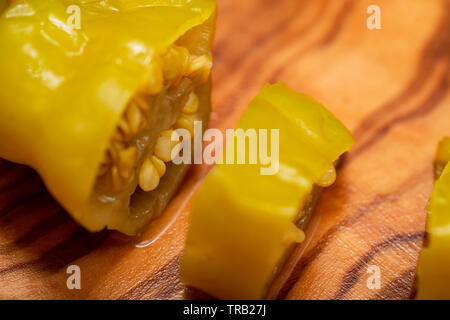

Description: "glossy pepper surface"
416 137 450 299
0 0 216 234
180 82 354 300
435 137 450 178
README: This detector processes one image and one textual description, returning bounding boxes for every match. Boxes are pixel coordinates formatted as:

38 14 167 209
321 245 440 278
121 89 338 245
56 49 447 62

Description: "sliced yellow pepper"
180 82 354 300
435 137 450 178
416 137 450 299
0 0 216 235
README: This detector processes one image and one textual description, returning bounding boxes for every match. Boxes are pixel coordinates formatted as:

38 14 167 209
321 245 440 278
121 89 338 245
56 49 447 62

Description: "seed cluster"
97 44 211 193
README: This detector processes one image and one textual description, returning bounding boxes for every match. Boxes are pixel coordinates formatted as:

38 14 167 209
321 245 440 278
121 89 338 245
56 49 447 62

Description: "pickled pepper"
416 137 450 299
0 0 216 235
435 137 450 178
180 82 354 300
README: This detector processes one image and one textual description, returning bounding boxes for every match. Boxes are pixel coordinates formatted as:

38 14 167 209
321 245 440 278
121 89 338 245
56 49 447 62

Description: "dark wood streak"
212 0 328 122
0 207 68 255
0 228 108 276
0 188 46 219
211 0 349 128
268 0 355 82
274 1 450 300
352 0 450 139
214 0 311 63
333 232 423 300
13 210 71 248
370 268 417 300
276 168 429 299
315 0 354 47
0 165 33 193
0 190 55 226
153 275 186 300
0 262 31 277
345 0 450 162
38 228 108 273
0 162 109 274
118 254 181 300
212 0 275 55
348 64 450 161
0 172 42 197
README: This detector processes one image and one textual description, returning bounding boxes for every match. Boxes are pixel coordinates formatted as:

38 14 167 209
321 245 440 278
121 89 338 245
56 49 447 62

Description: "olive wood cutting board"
0 0 449 299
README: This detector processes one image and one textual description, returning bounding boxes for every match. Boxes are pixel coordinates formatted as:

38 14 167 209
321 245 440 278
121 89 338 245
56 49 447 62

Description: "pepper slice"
0 0 216 235
416 137 450 299
180 82 354 300
434 137 450 178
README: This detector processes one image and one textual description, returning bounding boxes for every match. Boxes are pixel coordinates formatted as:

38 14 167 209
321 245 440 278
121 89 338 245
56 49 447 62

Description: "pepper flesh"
180 82 354 300
0 0 216 235
416 137 450 299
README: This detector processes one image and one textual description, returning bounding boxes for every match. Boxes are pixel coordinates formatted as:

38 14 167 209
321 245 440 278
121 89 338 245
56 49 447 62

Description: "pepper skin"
435 137 450 178
416 138 450 299
180 82 355 300
0 0 216 235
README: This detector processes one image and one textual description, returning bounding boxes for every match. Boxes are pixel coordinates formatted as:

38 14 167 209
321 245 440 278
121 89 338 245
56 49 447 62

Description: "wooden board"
0 0 449 299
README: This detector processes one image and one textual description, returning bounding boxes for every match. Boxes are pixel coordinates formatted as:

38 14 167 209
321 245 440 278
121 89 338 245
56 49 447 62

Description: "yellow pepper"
435 137 450 178
416 137 450 299
180 82 354 300
0 0 216 235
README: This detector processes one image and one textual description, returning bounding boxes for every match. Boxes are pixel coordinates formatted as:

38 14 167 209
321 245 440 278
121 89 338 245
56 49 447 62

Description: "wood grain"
0 0 449 299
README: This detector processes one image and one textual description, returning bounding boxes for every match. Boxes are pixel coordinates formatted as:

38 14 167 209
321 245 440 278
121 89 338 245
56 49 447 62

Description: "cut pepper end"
180 82 354 300
416 138 450 299
0 0 216 235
